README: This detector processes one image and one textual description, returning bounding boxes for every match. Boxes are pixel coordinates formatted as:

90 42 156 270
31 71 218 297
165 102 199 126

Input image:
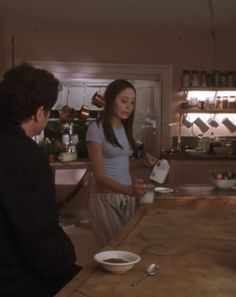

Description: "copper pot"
91 92 104 108
79 104 90 119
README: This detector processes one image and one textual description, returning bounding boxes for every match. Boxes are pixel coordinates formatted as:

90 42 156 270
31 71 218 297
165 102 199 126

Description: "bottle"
208 132 215 155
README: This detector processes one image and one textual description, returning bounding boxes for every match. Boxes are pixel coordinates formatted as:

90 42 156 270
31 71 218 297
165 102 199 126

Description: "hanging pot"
79 104 90 119
91 92 104 108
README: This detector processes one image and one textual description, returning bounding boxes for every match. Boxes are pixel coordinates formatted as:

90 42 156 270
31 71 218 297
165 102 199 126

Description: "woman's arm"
87 141 144 197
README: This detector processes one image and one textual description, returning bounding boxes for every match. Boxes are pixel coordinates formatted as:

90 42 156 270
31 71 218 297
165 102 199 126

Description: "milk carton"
149 159 170 184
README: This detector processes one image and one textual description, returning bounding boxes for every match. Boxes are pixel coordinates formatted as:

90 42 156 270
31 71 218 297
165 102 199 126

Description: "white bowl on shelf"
94 250 141 274
211 178 236 190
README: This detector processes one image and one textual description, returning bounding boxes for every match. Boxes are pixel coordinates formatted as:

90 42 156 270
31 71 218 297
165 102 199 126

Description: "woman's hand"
144 153 159 167
130 178 145 198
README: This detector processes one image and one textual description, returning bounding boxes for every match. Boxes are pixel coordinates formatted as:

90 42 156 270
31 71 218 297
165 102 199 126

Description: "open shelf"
180 109 236 114
181 87 236 92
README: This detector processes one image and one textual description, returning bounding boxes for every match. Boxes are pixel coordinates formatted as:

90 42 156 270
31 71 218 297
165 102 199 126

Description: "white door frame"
28 61 173 152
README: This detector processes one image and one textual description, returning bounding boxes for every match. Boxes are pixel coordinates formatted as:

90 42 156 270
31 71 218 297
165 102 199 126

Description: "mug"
139 184 155 204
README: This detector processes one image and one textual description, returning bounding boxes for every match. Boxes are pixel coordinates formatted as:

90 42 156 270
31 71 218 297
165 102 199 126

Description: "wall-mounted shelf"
180 109 236 114
181 87 236 92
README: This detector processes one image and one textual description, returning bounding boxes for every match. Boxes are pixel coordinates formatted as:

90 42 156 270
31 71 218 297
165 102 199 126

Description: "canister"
194 117 209 133
222 118 236 133
181 70 191 87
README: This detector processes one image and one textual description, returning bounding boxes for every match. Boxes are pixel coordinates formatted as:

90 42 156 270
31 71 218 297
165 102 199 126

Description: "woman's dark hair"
0 63 59 123
99 79 136 149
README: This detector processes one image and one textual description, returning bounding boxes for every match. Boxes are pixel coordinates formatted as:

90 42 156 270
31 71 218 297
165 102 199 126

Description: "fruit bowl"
211 171 236 190
211 178 236 190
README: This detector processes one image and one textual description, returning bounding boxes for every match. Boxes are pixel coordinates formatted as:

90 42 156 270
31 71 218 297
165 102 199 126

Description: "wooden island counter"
56 187 236 297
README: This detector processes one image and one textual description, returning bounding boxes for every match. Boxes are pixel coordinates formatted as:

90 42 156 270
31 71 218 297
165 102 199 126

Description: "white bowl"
94 250 141 274
211 178 236 190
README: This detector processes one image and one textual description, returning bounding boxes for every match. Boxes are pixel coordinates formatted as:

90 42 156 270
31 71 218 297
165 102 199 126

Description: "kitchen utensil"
194 117 209 133
182 115 193 128
147 263 159 275
91 91 105 108
222 117 236 133
78 104 90 119
132 263 158 287
207 116 219 128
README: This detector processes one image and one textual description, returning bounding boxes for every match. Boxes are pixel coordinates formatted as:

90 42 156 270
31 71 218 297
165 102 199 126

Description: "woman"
86 79 157 247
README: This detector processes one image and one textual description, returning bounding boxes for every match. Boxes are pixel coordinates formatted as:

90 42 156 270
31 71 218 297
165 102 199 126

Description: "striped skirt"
89 193 136 248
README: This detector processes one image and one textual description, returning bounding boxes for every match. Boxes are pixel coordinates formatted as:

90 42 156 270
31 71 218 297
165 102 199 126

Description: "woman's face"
112 88 136 121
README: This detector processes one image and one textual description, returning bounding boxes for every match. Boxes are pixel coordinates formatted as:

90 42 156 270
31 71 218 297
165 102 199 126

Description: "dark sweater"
0 121 80 297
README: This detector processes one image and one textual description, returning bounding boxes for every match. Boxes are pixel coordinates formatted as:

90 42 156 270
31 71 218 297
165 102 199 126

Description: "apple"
216 173 222 180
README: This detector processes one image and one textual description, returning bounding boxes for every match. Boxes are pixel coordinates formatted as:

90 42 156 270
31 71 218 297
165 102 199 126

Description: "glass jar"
220 73 226 87
228 96 236 109
181 70 191 87
200 71 207 87
191 70 200 87
226 72 234 87
222 96 228 109
213 71 220 87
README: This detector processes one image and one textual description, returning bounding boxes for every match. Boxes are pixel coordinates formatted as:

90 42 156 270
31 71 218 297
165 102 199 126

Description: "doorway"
29 61 172 155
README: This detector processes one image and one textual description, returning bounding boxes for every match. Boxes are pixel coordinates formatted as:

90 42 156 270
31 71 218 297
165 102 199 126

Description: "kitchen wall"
2 21 236 88
1 21 236 140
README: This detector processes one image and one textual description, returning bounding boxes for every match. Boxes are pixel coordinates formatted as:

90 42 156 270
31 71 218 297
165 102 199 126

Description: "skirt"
89 193 136 248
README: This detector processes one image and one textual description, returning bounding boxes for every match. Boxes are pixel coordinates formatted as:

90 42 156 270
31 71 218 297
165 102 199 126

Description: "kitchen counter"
52 159 91 205
161 152 236 160
162 158 236 185
56 188 236 297
50 158 90 169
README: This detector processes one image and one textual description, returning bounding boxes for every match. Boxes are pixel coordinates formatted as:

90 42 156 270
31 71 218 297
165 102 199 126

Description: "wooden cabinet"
166 159 236 185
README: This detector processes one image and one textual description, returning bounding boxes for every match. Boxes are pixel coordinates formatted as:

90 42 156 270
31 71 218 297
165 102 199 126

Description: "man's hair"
0 63 59 123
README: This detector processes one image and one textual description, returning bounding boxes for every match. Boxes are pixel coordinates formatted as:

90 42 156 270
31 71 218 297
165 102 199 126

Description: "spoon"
146 263 158 275
131 263 158 287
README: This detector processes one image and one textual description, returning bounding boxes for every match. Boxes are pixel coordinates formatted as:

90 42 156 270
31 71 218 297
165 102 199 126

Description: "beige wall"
2 21 236 113
3 22 236 84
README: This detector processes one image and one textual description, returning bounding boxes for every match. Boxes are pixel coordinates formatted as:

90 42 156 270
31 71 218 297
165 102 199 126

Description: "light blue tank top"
86 121 133 185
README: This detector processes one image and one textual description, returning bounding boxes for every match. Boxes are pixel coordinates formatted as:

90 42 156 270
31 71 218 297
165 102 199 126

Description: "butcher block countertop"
56 190 236 297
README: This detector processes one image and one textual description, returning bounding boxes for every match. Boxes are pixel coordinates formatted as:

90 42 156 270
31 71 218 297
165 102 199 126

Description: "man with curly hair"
0 63 80 297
